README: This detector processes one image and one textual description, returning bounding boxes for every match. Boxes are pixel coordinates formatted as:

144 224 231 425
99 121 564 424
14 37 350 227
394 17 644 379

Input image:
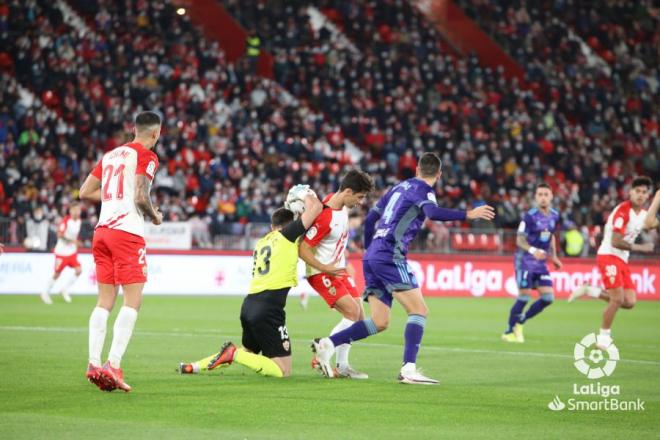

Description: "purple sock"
507 299 528 332
521 297 553 323
329 319 378 346
403 314 426 364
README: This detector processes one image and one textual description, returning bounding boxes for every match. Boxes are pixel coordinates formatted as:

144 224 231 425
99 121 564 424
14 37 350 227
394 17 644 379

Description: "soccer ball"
285 184 315 216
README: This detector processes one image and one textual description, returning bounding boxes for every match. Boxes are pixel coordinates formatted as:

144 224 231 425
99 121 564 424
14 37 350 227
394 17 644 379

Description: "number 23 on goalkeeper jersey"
249 228 301 294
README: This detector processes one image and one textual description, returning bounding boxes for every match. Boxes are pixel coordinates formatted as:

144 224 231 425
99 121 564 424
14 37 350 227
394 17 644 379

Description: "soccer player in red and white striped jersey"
569 177 656 348
41 204 83 305
299 170 374 379
79 111 163 392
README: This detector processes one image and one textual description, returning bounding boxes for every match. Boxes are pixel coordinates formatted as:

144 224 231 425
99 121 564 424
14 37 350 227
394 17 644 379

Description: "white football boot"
336 364 369 380
398 363 439 385
311 338 336 378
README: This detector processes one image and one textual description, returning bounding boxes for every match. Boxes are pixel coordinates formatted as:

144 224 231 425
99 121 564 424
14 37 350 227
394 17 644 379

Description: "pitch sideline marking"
2 325 659 367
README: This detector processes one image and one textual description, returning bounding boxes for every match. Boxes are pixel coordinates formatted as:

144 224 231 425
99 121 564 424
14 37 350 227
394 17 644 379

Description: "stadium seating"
0 0 657 252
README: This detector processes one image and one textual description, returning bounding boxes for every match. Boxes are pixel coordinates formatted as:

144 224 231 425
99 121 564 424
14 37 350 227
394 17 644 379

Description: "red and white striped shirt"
91 142 159 238
53 215 81 256
304 193 349 276
597 201 647 263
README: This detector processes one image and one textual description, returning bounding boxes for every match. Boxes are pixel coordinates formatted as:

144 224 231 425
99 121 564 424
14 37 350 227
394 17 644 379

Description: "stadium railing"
3 216 656 257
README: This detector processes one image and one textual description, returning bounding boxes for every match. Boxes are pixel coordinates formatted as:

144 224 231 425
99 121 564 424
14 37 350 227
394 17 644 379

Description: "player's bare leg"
269 356 291 377
368 294 391 332
60 266 82 303
87 283 118 391
621 289 636 310
41 271 60 305
328 296 368 379
393 288 437 385
333 295 363 322
598 286 624 349
99 283 144 392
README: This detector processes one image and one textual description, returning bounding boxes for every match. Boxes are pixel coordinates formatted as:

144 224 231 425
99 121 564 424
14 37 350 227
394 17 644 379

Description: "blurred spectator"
25 207 49 251
246 29 262 73
564 221 584 257
0 0 656 257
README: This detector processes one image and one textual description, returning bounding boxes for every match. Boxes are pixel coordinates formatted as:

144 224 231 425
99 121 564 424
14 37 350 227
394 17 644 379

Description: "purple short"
516 268 553 290
362 258 419 308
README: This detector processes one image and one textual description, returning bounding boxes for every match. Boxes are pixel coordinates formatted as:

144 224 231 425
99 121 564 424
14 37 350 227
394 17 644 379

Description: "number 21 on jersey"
102 164 126 201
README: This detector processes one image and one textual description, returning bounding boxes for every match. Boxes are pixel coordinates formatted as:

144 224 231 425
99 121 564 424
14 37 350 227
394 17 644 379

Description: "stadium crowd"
0 0 657 252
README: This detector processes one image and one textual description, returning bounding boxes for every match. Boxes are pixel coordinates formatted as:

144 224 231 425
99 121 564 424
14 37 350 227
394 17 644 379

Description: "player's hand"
322 264 347 277
635 242 655 253
533 249 547 260
467 205 495 221
302 189 318 202
551 256 562 269
0 243 4 255
152 207 164 225
653 189 660 204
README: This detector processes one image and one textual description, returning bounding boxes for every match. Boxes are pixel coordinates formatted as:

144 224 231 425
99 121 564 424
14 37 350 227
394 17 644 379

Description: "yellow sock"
192 353 220 371
234 348 283 377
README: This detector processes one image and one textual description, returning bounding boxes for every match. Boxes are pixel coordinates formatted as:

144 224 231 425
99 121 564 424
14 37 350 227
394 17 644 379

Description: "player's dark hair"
339 169 374 194
418 153 442 177
535 183 552 192
135 111 161 131
631 176 652 189
271 208 295 228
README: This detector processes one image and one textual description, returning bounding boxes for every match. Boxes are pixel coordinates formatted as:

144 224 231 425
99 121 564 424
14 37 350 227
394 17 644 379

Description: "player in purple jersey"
312 153 495 384
502 183 562 343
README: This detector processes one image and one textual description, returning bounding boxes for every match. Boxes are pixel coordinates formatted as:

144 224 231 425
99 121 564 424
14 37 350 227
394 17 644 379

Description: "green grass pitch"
1 294 659 439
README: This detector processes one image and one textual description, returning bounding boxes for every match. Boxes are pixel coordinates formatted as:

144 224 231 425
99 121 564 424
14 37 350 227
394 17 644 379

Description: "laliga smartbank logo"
574 333 618 379
547 333 645 412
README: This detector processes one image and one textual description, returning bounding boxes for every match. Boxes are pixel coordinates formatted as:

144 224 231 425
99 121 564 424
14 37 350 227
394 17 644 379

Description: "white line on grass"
2 325 660 367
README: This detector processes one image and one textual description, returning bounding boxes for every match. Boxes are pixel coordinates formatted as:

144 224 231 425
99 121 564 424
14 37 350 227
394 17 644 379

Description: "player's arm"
299 241 346 276
643 189 660 230
421 203 495 222
363 209 381 250
79 174 102 203
611 232 654 253
297 195 345 276
550 234 562 269
57 221 65 240
80 158 103 203
299 192 323 229
280 193 323 243
56 224 70 242
135 175 163 225
516 219 546 260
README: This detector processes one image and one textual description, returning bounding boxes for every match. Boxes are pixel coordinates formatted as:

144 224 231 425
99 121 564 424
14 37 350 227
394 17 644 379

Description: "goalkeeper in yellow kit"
179 187 323 377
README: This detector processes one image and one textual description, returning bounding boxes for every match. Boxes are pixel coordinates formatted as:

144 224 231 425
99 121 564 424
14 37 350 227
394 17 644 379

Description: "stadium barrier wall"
1 250 658 299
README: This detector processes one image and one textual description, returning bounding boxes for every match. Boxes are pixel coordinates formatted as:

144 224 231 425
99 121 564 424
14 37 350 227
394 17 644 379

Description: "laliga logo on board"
407 261 516 297
546 333 644 412
573 333 619 379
